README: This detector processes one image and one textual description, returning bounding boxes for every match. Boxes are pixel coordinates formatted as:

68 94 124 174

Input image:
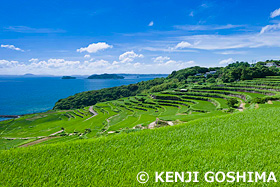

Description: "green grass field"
1 107 280 186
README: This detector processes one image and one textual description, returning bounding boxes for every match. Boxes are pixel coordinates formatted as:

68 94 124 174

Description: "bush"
227 98 239 108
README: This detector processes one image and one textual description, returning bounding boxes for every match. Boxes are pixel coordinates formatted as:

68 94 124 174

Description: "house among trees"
204 71 217 77
265 62 277 67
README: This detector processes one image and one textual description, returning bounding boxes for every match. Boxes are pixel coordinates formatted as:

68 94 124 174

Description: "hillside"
62 76 76 79
1 74 280 147
1 107 280 186
54 62 280 110
87 73 124 79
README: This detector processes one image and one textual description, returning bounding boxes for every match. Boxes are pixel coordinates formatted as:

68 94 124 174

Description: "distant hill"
87 74 124 79
62 76 76 79
23 73 35 76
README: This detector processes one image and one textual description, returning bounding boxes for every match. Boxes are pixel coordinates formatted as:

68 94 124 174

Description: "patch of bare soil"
255 104 259 109
238 102 246 112
147 118 174 129
19 136 57 147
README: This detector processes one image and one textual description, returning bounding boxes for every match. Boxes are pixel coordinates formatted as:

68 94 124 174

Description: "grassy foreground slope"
1 107 280 186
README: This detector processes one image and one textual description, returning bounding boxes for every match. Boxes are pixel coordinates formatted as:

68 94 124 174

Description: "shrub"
227 98 239 108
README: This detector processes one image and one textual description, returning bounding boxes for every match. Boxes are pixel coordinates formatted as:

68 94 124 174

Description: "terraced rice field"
1 76 280 149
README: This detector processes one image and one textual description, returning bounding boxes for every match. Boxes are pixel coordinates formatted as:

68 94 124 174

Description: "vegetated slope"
1 108 280 186
54 62 280 110
87 73 124 79
2 75 280 147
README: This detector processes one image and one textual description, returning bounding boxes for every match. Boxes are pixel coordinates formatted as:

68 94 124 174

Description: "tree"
227 98 238 108
207 77 216 83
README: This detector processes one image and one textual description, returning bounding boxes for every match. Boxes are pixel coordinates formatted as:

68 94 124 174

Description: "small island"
87 74 125 79
62 76 76 79
23 73 35 76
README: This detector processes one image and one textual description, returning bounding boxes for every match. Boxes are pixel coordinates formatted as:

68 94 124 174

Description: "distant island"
87 74 125 79
62 76 76 79
23 73 35 76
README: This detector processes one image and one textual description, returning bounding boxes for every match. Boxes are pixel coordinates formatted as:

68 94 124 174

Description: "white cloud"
5 26 65 33
119 51 144 63
0 60 19 67
77 42 113 53
189 11 194 17
84 54 90 58
85 59 110 68
175 41 192 49
201 3 208 8
157 60 195 70
215 51 247 55
219 58 234 65
1 44 24 52
174 24 244 31
260 23 280 34
175 32 280 50
148 21 154 26
134 62 141 68
29 58 39 63
153 56 170 63
30 59 81 68
0 56 197 75
270 8 280 18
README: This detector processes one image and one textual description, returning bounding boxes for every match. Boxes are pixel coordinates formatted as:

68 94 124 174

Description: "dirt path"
50 130 64 136
9 129 64 147
100 114 120 134
18 136 57 147
84 106 98 121
238 102 246 112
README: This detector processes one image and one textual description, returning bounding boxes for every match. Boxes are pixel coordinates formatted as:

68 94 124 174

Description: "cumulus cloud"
119 51 144 63
260 23 280 34
84 54 90 58
1 44 24 52
0 56 197 75
0 60 19 68
77 42 112 53
175 41 192 49
85 59 109 68
219 58 234 65
148 21 154 26
152 56 170 63
30 59 81 68
270 8 280 18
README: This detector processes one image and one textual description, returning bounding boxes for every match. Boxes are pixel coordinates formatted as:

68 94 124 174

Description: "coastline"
0 75 167 120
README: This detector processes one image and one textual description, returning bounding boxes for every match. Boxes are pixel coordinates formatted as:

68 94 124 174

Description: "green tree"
207 77 216 83
227 98 239 108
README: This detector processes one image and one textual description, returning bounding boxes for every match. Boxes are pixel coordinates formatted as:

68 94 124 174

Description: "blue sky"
1 0 280 75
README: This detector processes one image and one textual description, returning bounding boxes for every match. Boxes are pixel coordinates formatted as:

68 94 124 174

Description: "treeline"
54 61 280 109
220 62 279 82
54 78 167 109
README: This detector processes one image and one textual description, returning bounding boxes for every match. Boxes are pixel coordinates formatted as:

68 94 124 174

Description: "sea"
0 75 166 121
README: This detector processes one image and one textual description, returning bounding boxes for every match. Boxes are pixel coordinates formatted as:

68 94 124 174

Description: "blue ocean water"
0 75 164 120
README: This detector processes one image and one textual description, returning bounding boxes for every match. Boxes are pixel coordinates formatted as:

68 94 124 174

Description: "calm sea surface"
0 75 165 120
